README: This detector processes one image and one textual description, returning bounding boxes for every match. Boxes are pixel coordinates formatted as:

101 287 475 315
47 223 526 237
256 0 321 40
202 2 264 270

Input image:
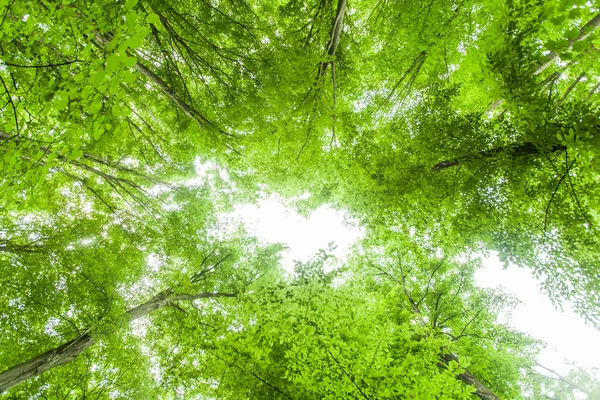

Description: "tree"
1 0 599 397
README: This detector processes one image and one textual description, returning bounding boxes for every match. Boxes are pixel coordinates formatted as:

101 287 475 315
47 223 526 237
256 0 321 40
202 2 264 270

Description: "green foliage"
1 0 599 397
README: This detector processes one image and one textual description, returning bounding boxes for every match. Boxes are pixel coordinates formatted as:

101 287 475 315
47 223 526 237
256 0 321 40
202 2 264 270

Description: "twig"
1 59 81 68
544 159 576 232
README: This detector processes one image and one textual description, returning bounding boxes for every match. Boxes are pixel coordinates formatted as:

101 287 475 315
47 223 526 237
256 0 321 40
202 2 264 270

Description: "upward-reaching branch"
535 363 591 396
488 13 600 113
432 142 566 171
0 130 164 213
94 33 230 137
0 289 236 393
535 14 600 76
326 0 347 57
318 0 347 78
388 254 500 400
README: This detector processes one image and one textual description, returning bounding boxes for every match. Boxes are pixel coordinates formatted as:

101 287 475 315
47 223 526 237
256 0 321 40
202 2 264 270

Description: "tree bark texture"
432 142 566 171
0 290 235 393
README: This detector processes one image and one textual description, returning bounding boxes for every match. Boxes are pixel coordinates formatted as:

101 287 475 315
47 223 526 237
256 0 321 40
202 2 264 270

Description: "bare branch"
544 159 576 232
2 59 81 69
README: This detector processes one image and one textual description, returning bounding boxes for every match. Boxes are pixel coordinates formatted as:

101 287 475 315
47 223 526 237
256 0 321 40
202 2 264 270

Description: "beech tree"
1 0 600 398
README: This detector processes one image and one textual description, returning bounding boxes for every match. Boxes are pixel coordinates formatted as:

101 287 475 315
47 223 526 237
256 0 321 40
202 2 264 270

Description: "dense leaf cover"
1 0 599 398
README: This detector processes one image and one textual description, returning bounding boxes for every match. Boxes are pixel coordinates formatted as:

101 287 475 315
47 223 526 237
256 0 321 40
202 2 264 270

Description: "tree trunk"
0 244 44 254
326 0 347 57
534 13 600 77
318 0 347 78
432 142 566 171
93 33 224 135
396 266 501 400
487 13 600 112
440 353 500 400
0 290 235 393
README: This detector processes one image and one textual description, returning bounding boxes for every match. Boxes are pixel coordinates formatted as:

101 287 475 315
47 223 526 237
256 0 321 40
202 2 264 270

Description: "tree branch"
0 288 235 393
433 142 566 171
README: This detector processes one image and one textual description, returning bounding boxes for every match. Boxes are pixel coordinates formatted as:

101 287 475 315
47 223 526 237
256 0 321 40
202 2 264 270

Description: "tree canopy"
1 0 600 398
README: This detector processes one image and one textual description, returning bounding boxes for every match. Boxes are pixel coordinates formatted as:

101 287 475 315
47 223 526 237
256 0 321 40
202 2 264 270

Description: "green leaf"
559 51 573 60
565 28 580 40
124 0 138 11
73 72 87 82
123 56 137 68
106 54 121 74
94 128 103 140
572 40 588 52
126 10 137 28
124 35 142 50
112 104 121 117
91 70 106 87
122 70 137 84
146 13 160 25
54 91 69 111
71 149 83 159
81 85 93 100
89 95 103 114
107 35 120 52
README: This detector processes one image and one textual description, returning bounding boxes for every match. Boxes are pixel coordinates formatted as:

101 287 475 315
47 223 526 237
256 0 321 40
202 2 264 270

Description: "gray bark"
395 266 501 400
534 14 600 76
441 354 500 400
0 290 235 393
432 142 566 171
94 33 223 134
326 0 347 57
318 0 347 78
487 13 600 113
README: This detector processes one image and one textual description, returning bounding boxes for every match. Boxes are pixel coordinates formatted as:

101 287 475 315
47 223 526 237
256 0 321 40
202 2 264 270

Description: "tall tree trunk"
440 354 500 400
487 13 600 112
432 142 566 171
0 290 235 393
534 13 600 76
394 265 501 400
93 33 225 136
0 244 44 254
318 0 347 78
326 0 347 57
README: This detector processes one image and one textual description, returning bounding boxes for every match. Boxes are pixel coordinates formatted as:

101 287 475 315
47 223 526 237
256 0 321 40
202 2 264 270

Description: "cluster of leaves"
1 0 600 398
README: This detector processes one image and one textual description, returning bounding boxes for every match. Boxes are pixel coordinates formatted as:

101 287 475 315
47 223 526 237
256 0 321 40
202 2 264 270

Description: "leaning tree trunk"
487 13 600 112
317 0 347 78
93 32 225 135
432 142 566 171
396 268 501 400
0 290 235 393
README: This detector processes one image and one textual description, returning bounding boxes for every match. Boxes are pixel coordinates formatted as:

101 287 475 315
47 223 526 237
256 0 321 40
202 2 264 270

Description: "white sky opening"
230 196 600 378
230 196 364 272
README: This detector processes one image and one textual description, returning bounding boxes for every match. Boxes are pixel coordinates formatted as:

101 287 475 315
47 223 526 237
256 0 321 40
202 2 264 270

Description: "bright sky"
231 196 600 378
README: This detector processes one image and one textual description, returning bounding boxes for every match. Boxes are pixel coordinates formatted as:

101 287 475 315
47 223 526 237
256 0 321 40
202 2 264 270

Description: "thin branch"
2 59 81 69
585 81 600 101
544 159 576 232
0 74 19 133
563 150 593 227
454 306 485 340
318 335 370 400
416 259 445 308
535 363 590 395
558 72 585 105
190 254 231 283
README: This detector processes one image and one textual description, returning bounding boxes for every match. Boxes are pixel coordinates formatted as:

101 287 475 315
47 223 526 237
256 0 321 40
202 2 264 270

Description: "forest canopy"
1 0 600 398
